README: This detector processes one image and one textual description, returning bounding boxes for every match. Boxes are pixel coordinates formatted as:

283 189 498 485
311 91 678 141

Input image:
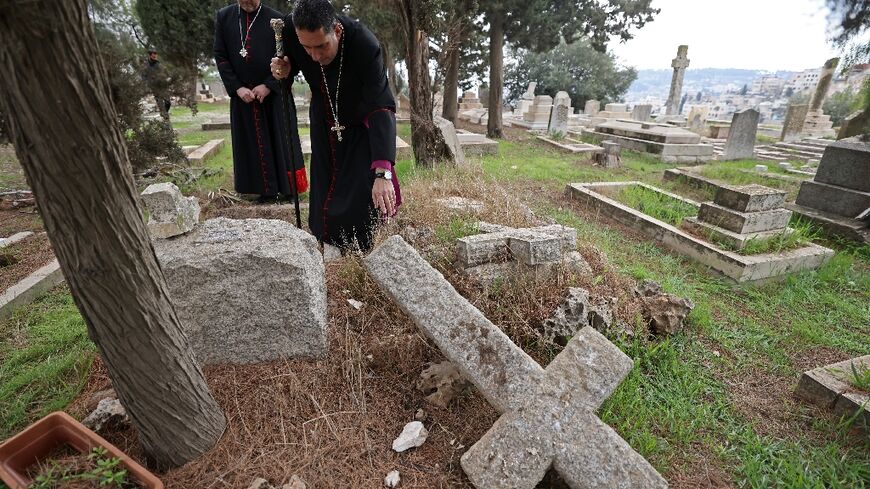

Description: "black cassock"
214 4 305 197
283 15 397 250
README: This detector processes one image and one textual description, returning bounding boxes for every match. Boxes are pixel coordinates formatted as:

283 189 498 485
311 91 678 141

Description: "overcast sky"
609 0 843 71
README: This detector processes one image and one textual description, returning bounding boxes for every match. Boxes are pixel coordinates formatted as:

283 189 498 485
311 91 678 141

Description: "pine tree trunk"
382 42 398 98
487 9 505 139
441 38 460 122
396 0 449 167
0 0 226 470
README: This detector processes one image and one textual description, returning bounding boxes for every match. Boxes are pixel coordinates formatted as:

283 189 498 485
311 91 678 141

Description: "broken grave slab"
364 236 666 489
456 225 577 268
796 354 869 433
713 184 786 213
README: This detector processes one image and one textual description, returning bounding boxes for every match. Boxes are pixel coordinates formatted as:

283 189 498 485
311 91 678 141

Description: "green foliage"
849 362 870 391
505 39 636 109
823 87 862 126
613 185 698 226
0 289 95 439
31 447 129 489
127 120 187 171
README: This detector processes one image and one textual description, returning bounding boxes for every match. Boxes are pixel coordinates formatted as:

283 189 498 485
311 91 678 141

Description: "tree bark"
487 9 505 139
395 0 449 167
0 0 225 470
441 42 460 122
382 41 398 99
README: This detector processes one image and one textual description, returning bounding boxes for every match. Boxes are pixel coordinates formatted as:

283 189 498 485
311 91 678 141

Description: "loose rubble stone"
364 236 667 488
82 398 128 432
283 475 306 489
86 388 117 411
400 225 436 246
323 243 343 263
247 478 270 489
635 280 695 335
436 196 484 213
417 361 470 407
140 182 200 239
384 471 401 488
541 288 616 344
347 299 364 310
392 421 429 452
154 218 327 364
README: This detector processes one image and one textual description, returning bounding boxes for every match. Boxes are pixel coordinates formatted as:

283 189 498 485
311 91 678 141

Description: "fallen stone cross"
364 236 667 488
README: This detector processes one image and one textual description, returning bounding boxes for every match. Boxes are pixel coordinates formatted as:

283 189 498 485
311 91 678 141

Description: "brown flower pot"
0 411 163 489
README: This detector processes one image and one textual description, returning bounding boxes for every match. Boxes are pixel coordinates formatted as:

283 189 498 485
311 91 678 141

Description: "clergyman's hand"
372 177 396 218
252 84 271 102
236 87 255 103
271 56 292 80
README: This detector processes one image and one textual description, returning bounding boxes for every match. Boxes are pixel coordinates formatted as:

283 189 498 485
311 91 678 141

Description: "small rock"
400 225 436 246
86 388 116 411
347 299 364 310
635 280 695 335
384 470 401 488
392 421 428 452
778 162 793 170
417 361 469 407
141 182 200 239
414 408 426 421
247 477 271 489
323 243 342 263
754 164 768 173
82 398 128 432
562 251 593 277
282 475 306 489
541 288 616 344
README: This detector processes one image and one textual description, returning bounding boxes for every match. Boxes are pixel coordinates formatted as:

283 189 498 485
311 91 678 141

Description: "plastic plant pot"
0 411 163 489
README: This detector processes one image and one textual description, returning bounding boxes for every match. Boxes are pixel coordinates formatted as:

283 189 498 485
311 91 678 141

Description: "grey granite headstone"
154 218 327 364
548 92 571 136
811 137 870 192
364 236 666 489
722 109 759 160
781 104 809 142
631 104 652 122
584 100 600 116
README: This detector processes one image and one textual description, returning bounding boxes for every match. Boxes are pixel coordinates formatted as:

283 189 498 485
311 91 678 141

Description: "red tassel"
289 167 308 194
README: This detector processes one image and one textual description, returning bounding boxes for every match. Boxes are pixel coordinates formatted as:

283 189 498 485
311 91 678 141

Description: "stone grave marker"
364 236 667 489
722 109 759 161
434 116 467 167
631 104 652 122
781 103 809 142
548 91 571 136
584 99 600 116
140 182 200 239
665 45 690 116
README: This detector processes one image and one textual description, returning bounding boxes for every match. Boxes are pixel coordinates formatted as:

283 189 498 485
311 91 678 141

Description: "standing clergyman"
214 0 307 203
271 0 400 251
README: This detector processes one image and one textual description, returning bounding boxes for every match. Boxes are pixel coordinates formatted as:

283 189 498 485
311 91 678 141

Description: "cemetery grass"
2 125 868 487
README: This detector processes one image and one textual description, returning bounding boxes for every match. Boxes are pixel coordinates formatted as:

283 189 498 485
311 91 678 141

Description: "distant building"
785 69 821 94
750 75 785 96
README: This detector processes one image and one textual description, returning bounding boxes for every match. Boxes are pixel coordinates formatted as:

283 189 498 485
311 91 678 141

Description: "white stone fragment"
392 421 429 452
384 470 401 488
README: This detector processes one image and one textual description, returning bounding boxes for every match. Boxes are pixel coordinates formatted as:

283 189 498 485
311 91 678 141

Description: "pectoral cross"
331 123 345 142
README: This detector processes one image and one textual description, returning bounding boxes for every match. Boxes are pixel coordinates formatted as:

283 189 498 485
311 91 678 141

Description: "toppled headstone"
541 288 617 344
141 182 200 239
434 116 467 167
364 236 667 488
634 280 695 335
384 471 401 488
154 218 327 365
82 398 128 432
417 361 470 407
392 421 429 452
455 223 589 285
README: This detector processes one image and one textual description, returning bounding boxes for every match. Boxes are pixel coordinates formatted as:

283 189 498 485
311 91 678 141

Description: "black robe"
282 15 397 250
214 4 304 197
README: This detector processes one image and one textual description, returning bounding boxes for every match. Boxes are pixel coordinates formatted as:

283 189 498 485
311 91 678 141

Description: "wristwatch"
374 170 393 181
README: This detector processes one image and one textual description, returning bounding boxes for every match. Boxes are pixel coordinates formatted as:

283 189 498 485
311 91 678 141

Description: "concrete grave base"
186 139 225 165
535 135 603 154
0 260 65 321
566 182 834 283
796 355 869 434
787 203 870 244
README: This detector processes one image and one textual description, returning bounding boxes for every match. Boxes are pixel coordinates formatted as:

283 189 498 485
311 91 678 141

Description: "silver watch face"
381 170 393 180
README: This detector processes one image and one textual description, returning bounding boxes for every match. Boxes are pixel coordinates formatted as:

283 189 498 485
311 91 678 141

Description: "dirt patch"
668 451 736 489
0 233 54 293
0 208 42 236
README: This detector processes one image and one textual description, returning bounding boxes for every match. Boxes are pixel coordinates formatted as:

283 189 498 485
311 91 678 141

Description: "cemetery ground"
1 106 868 488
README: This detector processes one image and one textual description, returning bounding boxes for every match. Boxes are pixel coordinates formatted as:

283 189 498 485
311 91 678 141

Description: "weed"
611 184 698 226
